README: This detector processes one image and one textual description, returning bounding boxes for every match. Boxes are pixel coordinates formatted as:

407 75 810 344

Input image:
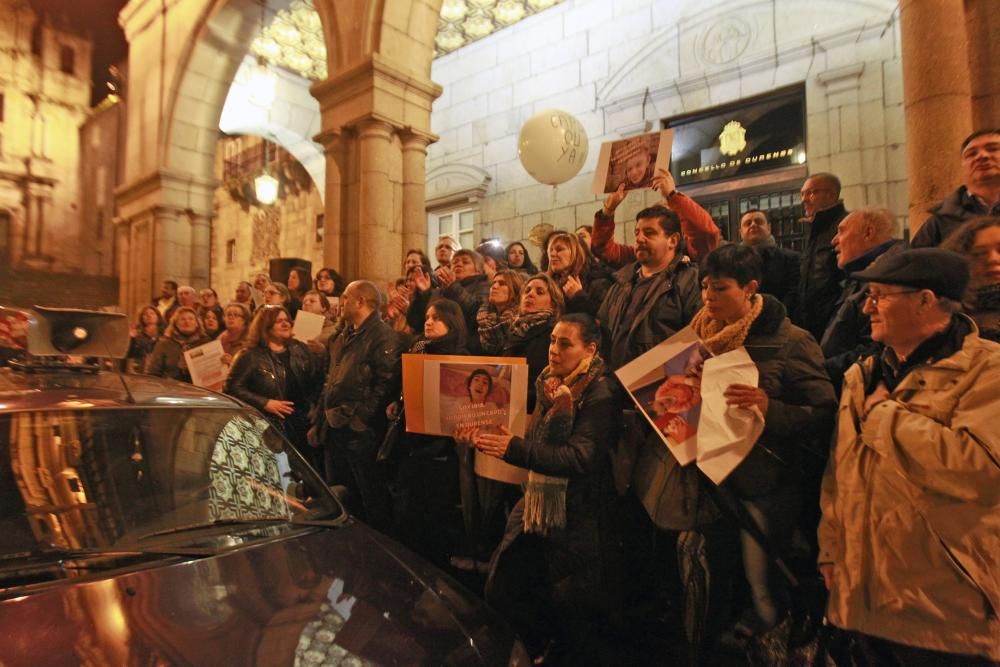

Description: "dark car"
0 306 528 666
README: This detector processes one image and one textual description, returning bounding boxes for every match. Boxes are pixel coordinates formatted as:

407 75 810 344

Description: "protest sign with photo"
616 327 766 484
615 327 708 465
401 354 529 438
592 128 674 194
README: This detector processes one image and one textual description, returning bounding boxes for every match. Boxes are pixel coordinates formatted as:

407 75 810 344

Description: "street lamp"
254 169 279 205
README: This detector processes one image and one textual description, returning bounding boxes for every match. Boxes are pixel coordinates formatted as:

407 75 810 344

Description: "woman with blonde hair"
144 306 210 382
543 230 609 316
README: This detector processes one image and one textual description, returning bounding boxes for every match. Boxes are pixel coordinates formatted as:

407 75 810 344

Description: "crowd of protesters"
127 128 1000 666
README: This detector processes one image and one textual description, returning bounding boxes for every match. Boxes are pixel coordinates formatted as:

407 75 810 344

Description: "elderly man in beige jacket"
818 248 1000 664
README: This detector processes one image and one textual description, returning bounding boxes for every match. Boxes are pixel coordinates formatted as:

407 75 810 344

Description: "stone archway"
115 0 443 315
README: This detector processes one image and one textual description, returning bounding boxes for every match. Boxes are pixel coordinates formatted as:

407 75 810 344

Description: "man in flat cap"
818 248 1000 664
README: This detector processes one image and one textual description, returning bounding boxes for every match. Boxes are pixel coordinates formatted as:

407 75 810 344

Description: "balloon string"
551 185 558 208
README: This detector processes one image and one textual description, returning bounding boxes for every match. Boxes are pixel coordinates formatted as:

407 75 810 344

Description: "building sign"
668 89 806 187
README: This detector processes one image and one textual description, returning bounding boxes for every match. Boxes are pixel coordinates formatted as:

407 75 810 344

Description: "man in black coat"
910 129 1000 248
738 209 800 305
316 280 404 530
793 172 849 341
821 208 904 391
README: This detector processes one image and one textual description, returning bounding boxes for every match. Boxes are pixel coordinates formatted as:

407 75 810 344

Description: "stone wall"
209 135 325 301
0 0 92 272
427 0 906 262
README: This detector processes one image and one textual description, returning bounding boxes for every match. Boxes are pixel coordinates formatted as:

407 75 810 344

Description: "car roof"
0 368 244 413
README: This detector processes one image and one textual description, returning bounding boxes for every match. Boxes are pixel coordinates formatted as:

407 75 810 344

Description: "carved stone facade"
0 0 92 272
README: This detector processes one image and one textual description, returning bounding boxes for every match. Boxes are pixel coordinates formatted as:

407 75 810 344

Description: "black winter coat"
910 185 1000 248
320 312 405 434
503 319 553 412
224 339 322 445
793 201 848 341
491 374 621 607
598 256 702 371
725 295 837 498
753 241 801 306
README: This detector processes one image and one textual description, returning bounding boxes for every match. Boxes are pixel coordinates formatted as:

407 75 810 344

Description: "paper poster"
616 328 766 482
696 348 765 485
184 338 227 390
402 354 529 438
615 327 709 465
293 310 325 341
592 128 674 194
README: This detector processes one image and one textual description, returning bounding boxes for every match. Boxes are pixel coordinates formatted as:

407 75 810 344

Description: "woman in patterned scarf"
472 313 619 665
475 269 525 353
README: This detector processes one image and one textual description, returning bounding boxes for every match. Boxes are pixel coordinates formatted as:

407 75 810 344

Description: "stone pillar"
357 118 397 283
316 128 349 275
966 0 1000 130
189 211 211 286
400 129 435 254
900 0 973 235
152 206 189 288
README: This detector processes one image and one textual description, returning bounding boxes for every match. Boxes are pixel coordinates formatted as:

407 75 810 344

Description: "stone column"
357 118 397 283
316 128 349 276
900 0 972 235
966 0 1000 130
189 211 211 287
400 129 435 255
152 206 189 289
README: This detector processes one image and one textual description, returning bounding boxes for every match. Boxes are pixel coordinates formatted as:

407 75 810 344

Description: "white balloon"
517 109 589 186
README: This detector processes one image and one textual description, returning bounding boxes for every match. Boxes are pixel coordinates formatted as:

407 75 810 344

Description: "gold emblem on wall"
719 120 747 156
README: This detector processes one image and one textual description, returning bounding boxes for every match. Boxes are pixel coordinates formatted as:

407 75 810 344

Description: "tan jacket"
818 322 1000 660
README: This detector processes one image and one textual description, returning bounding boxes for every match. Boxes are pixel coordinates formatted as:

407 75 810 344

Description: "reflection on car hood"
0 522 514 666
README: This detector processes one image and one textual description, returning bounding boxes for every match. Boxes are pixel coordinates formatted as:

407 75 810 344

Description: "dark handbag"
377 407 404 462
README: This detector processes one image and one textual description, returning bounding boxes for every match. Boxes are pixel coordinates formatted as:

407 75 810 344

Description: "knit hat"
851 248 970 301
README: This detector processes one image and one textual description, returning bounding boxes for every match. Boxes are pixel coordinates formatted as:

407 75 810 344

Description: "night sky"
29 0 128 106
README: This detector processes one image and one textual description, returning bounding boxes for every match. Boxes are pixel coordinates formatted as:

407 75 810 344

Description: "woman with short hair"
684 244 835 658
218 301 251 362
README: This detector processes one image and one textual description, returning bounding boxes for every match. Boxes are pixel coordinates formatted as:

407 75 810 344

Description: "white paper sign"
183 339 227 389
696 348 765 485
292 310 325 341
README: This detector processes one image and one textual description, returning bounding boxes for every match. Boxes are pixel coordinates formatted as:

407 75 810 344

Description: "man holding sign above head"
591 167 721 268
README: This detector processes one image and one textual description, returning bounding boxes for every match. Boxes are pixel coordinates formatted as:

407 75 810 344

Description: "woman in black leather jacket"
224 305 323 468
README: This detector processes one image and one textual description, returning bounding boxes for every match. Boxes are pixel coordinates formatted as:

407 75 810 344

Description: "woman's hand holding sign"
475 426 515 459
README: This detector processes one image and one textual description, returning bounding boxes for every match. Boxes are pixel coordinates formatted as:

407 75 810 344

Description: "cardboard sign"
592 128 674 194
401 354 529 438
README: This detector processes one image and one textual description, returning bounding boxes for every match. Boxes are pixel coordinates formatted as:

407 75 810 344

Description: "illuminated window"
427 207 475 259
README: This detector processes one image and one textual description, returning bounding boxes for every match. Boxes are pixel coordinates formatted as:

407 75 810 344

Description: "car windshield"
0 407 342 558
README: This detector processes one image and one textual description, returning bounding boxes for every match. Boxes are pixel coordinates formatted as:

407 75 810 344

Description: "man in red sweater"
590 168 720 267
